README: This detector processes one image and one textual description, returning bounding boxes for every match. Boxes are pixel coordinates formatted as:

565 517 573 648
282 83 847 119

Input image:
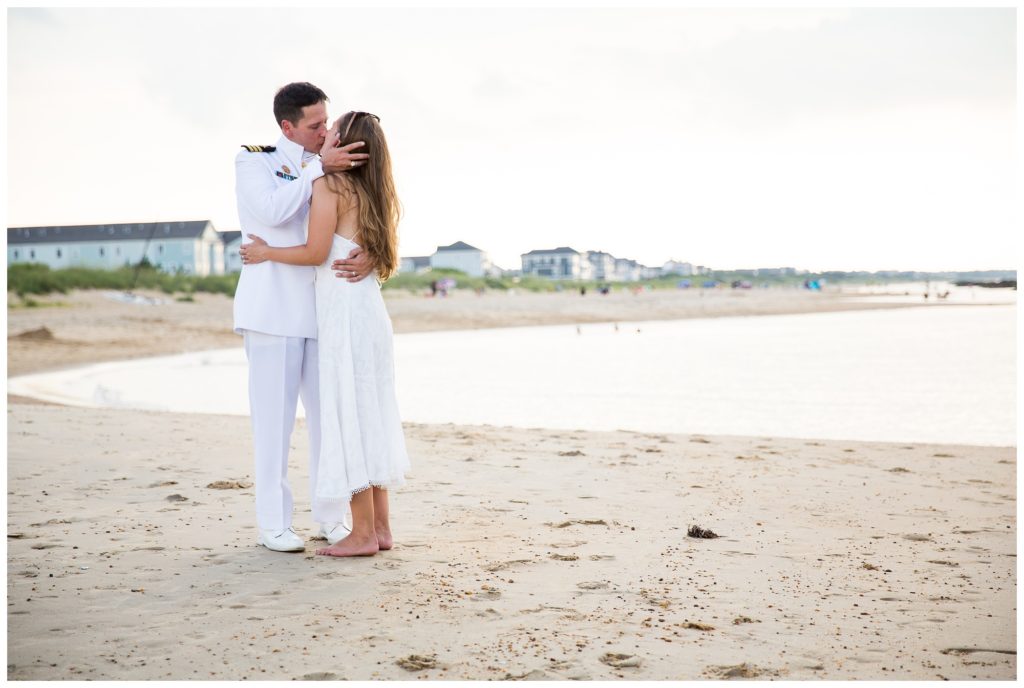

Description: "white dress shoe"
318 521 352 545
258 527 304 552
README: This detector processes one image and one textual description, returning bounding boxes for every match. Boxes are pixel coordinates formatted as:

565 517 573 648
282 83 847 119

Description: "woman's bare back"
331 176 361 244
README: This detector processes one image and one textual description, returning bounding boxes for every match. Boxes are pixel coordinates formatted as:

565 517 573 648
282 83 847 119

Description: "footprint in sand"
589 554 615 561
547 519 608 528
29 518 73 527
732 616 760 625
206 480 253 489
902 533 933 542
484 559 533 572
704 663 781 679
550 553 579 561
503 668 555 680
599 653 642 668
396 654 437 671
940 647 1016 656
577 581 609 590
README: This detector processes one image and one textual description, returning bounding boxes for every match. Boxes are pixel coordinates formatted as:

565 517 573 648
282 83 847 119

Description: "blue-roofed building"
220 230 243 273
7 220 226 275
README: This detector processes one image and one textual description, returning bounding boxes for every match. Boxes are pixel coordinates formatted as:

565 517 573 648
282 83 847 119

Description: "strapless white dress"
312 233 410 504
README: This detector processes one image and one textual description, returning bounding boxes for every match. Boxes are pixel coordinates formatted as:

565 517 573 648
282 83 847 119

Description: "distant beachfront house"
399 255 431 274
662 260 694 276
220 231 243 273
585 250 617 281
521 247 587 279
614 257 642 282
7 221 225 276
430 241 498 277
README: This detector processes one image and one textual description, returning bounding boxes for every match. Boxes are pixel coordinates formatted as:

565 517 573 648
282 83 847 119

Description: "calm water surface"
9 304 1015 446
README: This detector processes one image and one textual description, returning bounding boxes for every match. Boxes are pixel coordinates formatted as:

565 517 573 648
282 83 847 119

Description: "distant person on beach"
232 82 375 554
241 109 411 558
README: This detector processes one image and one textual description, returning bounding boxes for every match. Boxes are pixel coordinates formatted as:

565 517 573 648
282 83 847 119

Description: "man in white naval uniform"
234 82 373 552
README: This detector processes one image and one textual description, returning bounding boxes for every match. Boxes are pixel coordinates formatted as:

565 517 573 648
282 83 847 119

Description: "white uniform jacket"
233 134 324 338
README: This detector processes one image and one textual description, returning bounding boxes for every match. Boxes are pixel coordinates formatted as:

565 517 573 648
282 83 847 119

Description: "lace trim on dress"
316 474 407 504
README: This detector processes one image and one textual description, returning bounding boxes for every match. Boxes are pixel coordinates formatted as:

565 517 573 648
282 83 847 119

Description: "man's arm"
235 153 324 227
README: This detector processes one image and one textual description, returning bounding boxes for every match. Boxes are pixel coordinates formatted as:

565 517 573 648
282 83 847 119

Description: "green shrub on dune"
7 263 240 299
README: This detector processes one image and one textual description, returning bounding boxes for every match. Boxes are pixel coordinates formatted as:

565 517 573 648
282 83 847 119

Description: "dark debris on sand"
687 525 720 539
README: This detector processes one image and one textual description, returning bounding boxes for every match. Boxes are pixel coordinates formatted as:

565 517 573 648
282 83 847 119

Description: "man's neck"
281 132 317 157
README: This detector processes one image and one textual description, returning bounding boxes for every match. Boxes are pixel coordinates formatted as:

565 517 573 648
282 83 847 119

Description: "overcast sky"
6 7 1017 272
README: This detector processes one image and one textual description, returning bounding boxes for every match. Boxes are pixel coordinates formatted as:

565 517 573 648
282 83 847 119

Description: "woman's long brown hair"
324 112 401 281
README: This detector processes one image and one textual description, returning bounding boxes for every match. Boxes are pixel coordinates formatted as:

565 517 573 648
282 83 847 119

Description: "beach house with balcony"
521 247 588 279
585 250 617 281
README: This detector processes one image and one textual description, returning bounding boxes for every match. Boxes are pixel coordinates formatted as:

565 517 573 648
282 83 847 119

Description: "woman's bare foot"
315 531 379 557
374 524 393 551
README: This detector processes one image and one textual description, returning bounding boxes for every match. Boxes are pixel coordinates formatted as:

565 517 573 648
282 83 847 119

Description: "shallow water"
9 304 1016 446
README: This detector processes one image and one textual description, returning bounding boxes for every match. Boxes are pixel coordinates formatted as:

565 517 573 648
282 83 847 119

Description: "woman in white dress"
240 111 410 557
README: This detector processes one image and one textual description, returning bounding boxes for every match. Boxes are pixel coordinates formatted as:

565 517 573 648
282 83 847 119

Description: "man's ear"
280 119 293 137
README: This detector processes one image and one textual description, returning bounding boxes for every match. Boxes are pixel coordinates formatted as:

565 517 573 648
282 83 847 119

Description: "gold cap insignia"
282 165 291 175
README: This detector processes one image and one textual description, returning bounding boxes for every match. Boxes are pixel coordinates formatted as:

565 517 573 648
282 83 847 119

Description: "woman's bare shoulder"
321 172 355 197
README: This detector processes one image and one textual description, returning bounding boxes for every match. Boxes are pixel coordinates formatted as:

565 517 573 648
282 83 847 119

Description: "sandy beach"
6 288 1017 680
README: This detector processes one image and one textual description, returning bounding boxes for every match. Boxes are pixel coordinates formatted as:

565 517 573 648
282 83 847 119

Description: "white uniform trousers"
243 331 346 531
